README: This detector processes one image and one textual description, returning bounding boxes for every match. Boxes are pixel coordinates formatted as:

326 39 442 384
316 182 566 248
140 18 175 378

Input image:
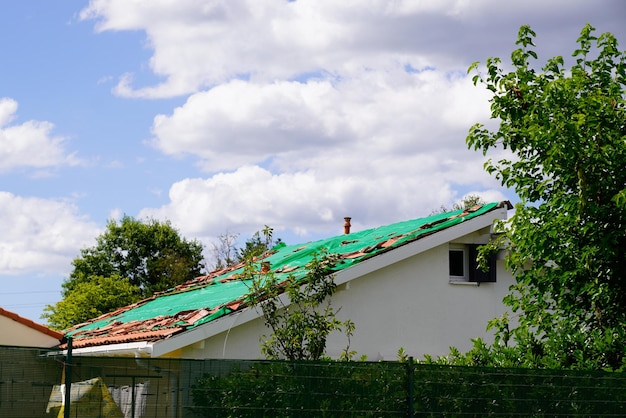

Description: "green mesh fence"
0 346 62 418
188 360 408 417
2 345 626 417
411 364 626 417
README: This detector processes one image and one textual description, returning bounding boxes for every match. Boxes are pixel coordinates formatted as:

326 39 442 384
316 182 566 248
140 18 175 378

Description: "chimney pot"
343 217 352 234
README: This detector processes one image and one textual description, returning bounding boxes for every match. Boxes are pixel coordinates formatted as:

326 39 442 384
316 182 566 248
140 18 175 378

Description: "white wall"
180 315 268 359
179 234 515 361
325 244 514 361
0 315 61 347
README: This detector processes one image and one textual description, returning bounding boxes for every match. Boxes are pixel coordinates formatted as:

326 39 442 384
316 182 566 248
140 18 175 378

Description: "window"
449 244 496 283
449 246 466 279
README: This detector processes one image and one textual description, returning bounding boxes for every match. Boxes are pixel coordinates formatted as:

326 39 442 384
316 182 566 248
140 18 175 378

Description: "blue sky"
1 0 624 324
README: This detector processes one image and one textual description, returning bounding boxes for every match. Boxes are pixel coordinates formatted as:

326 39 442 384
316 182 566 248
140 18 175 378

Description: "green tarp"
69 203 500 336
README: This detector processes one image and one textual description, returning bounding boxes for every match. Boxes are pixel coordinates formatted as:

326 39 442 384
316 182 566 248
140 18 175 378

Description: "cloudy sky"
1 1 624 323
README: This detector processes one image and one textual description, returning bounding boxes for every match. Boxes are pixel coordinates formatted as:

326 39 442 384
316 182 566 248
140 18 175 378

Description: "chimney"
343 217 352 234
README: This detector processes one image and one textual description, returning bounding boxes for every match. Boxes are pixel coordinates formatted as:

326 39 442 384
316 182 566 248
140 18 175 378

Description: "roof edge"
59 341 154 357
0 307 64 341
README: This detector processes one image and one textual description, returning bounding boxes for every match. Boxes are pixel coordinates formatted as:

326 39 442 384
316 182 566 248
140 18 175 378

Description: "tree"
208 231 239 270
45 216 205 328
42 276 140 330
466 24 626 369
244 249 355 361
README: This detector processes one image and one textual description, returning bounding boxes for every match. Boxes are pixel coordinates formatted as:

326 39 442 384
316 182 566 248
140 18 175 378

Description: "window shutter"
469 244 496 282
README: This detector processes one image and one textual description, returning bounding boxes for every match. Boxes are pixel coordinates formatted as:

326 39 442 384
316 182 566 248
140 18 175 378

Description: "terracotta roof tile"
62 327 182 349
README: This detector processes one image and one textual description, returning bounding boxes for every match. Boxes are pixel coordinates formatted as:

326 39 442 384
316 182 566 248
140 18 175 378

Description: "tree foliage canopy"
43 275 140 330
45 216 205 329
466 24 626 370
66 216 205 296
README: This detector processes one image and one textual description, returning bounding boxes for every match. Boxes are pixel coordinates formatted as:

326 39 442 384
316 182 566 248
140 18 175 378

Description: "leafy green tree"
244 249 355 361
65 215 205 296
467 24 626 370
43 276 140 330
45 216 205 328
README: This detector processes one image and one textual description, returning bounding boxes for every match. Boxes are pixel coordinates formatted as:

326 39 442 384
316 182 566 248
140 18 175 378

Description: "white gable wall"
325 243 513 361
0 315 61 348
177 231 515 361
179 315 268 359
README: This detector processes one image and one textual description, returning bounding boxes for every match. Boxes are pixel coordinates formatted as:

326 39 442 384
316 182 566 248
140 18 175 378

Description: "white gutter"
63 341 154 357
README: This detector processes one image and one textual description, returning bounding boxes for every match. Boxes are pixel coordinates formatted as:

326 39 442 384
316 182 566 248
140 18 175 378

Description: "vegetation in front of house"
4 346 626 417
188 356 626 417
243 230 356 361
462 24 626 370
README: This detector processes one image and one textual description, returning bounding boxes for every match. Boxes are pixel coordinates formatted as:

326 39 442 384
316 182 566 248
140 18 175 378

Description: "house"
0 307 64 348
64 201 515 361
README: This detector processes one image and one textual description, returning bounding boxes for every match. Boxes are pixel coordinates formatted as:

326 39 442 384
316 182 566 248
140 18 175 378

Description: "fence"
1 345 626 417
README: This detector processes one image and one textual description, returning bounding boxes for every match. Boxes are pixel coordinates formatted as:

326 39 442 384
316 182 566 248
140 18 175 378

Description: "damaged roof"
64 202 510 350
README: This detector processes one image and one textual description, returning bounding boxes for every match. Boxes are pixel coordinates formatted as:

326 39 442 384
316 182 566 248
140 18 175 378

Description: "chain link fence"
2 345 625 417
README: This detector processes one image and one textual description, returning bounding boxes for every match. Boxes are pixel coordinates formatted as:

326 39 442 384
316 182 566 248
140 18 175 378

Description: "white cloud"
80 0 444 97
108 208 123 221
0 192 101 275
85 0 622 245
80 0 624 98
139 162 493 243
141 50 510 243
141 64 509 241
0 98 81 173
151 68 493 171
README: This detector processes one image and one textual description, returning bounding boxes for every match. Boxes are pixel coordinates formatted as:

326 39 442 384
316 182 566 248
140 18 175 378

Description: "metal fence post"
64 337 72 418
407 356 414 417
